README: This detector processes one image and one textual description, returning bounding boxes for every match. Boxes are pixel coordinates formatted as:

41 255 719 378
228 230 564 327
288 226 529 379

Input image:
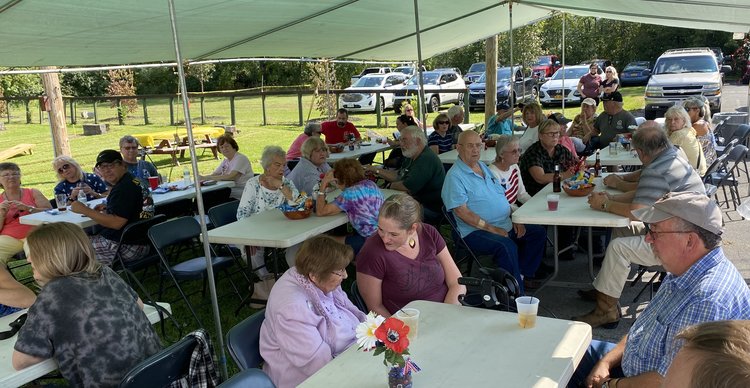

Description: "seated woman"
683 96 717 167
287 137 331 195
198 134 254 200
0 265 35 317
286 122 322 161
664 105 707 176
316 158 384 254
52 156 108 201
260 235 365 388
12 222 162 386
402 103 422 128
427 113 453 154
518 102 546 153
0 163 52 265
567 98 598 153
488 135 531 212
357 193 465 316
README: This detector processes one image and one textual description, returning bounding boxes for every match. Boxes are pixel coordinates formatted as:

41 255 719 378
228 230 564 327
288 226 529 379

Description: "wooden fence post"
261 94 267 126
297 93 303 126
24 100 31 124
93 100 98 124
200 96 205 124
375 92 381 128
70 100 76 125
116 99 124 125
142 98 149 125
230 96 236 126
169 97 175 126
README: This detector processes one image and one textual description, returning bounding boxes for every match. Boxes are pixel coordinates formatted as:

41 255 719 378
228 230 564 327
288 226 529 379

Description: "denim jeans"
567 340 624 388
462 224 547 293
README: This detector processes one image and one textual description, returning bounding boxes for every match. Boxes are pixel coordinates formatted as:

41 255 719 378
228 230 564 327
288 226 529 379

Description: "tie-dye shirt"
333 180 384 237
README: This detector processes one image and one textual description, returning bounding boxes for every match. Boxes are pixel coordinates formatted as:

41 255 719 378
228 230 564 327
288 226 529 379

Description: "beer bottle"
594 151 602 177
552 164 561 193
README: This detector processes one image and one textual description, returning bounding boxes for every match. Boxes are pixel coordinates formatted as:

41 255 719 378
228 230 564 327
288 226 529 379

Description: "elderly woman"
599 66 619 99
52 156 108 201
427 113 453 154
0 163 51 265
287 137 331 195
316 158 384 254
238 146 299 281
519 119 578 196
260 235 365 388
488 135 531 211
518 102 546 153
198 134 253 199
683 97 717 167
357 193 465 316
664 106 707 176
12 222 162 386
287 122 322 161
568 98 598 153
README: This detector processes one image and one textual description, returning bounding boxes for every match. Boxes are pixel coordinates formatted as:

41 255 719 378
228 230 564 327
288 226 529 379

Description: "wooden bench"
0 143 35 161
145 134 218 166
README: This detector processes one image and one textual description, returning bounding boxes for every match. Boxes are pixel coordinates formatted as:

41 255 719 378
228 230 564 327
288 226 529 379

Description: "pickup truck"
468 66 537 110
532 55 561 83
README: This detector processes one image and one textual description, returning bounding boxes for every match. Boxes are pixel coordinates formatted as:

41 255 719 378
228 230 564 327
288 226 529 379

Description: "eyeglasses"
502 148 521 154
330 269 346 278
437 121 450 125
405 109 414 112
57 163 71 174
542 131 561 138
96 162 120 171
605 70 613 73
644 223 691 241
687 107 701 111
0 172 21 179
459 142 483 149
121 146 138 151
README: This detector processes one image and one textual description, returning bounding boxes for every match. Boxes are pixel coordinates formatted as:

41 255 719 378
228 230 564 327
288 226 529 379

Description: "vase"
386 363 412 388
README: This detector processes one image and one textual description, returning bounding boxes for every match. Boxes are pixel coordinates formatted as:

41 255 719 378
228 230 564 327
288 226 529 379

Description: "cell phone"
392 132 401 140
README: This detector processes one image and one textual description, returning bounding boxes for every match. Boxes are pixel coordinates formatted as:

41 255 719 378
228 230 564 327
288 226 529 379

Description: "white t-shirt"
518 126 539 154
213 152 254 199
487 163 531 212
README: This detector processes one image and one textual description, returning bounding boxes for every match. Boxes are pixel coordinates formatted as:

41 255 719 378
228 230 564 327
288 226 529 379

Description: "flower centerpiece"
356 312 421 387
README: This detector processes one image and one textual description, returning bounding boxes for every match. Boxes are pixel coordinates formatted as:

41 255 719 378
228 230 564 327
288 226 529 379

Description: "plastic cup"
546 194 559 211
609 142 619 155
148 176 159 190
515 296 540 328
394 308 420 340
55 193 68 211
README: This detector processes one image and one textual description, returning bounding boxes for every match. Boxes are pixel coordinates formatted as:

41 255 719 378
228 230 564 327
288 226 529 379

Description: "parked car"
620 61 652 86
538 65 591 107
339 73 408 113
350 67 392 86
463 62 486 84
532 55 561 83
644 47 730 119
393 65 426 79
468 66 537 110
392 69 465 113
434 68 462 78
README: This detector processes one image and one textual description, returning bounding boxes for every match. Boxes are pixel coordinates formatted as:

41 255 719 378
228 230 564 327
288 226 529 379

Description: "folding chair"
148 216 243 327
195 186 232 221
349 281 368 313
119 332 197 388
629 265 666 303
218 369 275 388
226 309 266 371
708 145 747 209
441 206 482 276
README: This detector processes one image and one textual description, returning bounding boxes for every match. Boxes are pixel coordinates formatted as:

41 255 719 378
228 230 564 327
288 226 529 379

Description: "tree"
106 69 137 119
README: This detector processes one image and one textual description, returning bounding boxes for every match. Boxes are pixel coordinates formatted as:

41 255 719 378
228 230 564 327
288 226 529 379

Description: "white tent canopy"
0 0 748 67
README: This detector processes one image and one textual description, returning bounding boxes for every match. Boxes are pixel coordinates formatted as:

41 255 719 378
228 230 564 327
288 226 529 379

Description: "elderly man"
368 125 445 223
119 135 159 183
321 108 361 145
574 122 705 328
590 91 636 150
446 105 464 145
287 122 322 161
441 130 546 291
570 191 750 388
71 150 148 265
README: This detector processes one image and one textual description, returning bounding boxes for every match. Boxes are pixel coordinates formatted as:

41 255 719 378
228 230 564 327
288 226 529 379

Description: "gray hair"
494 134 519 158
683 97 711 122
400 125 427 146
379 193 422 229
446 105 464 119
260 145 286 169
303 121 321 136
301 137 327 159
664 106 693 131
119 135 139 147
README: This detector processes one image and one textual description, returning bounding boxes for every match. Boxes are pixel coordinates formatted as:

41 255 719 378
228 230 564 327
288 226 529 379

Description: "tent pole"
412 0 427 131
509 1 514 107
561 12 566 114
325 59 332 119
167 0 229 381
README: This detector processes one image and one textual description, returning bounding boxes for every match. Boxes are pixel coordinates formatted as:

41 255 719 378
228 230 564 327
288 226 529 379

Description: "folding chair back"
208 200 240 228
218 369 275 388
113 215 167 272
226 309 266 371
119 334 197 388
196 186 232 215
442 206 481 275
350 281 368 313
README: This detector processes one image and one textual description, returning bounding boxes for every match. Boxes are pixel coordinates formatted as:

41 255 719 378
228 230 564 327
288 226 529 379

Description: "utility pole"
40 66 71 157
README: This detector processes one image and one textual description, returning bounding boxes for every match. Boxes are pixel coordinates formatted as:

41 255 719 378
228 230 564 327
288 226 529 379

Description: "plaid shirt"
170 329 219 388
622 247 750 377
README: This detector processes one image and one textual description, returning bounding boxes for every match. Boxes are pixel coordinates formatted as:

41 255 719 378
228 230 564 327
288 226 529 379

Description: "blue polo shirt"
442 157 512 237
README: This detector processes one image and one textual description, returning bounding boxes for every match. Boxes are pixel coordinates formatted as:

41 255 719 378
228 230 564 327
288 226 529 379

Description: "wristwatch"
602 378 619 388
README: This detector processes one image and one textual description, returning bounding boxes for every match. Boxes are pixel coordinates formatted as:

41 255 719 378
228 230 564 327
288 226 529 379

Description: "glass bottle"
552 164 561 193
594 151 602 177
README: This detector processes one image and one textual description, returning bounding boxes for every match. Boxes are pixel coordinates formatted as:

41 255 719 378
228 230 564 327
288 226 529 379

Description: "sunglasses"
0 313 27 340
57 163 71 174
437 121 450 125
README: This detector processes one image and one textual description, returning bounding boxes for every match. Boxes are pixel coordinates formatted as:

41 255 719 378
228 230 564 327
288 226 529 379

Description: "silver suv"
644 48 730 119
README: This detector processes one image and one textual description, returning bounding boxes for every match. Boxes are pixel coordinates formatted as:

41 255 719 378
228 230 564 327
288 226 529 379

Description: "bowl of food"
484 139 497 148
328 144 344 154
282 208 312 220
562 182 596 197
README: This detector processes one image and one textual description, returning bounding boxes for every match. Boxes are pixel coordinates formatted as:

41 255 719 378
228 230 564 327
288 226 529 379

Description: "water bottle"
77 187 87 205
183 167 191 186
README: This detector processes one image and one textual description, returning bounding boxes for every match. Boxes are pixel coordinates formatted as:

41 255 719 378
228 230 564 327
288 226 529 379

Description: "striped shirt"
488 164 530 207
633 146 705 206
428 131 454 154
621 247 750 377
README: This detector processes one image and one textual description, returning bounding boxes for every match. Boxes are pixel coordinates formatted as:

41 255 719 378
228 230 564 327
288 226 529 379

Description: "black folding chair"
441 206 482 276
218 369 275 388
349 281 368 313
226 309 266 371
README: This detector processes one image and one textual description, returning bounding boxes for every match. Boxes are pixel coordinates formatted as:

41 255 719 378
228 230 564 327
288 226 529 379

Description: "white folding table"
585 147 641 167
326 142 392 163
301 300 592 387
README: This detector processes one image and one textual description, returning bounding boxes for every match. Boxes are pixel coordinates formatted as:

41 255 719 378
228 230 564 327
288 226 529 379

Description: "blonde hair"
379 193 422 230
295 235 352 282
301 136 328 159
675 320 750 388
52 155 85 182
25 222 101 285
522 103 545 127
605 66 618 79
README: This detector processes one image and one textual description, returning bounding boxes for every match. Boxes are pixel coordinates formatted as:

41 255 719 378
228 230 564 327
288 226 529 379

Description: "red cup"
148 176 159 190
547 194 559 211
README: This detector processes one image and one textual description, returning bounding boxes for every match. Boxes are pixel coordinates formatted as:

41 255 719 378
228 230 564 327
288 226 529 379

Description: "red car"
532 55 561 83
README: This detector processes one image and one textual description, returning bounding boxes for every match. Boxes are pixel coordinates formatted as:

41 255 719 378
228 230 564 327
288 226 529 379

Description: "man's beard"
402 145 418 158
337 121 346 127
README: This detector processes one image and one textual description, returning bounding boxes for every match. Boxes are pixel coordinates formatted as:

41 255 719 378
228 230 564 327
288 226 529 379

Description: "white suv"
339 73 407 113
392 70 466 113
644 48 731 119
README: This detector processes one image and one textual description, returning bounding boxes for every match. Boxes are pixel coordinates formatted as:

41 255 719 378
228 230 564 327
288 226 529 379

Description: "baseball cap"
547 112 572 125
95 149 123 167
631 191 723 235
582 98 597 106
496 102 510 111
601 91 623 102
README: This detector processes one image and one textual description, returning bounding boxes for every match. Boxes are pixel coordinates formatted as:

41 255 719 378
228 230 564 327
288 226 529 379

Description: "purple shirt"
579 72 601 99
357 223 448 314
333 180 384 237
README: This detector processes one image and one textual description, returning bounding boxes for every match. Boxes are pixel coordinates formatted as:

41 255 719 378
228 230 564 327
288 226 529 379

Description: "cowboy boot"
572 292 621 329
576 288 598 302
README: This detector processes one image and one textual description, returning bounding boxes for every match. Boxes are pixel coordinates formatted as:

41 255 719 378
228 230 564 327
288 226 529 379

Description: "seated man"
321 108 361 145
446 105 464 145
120 135 159 184
574 122 705 328
570 191 750 388
590 91 636 151
71 150 148 265
0 265 35 317
441 130 546 292
366 125 445 224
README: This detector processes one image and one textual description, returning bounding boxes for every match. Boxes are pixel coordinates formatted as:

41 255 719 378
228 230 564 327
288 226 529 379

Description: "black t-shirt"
100 172 144 241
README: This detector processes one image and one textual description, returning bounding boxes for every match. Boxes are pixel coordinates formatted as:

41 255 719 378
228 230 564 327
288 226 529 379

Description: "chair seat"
170 256 235 279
